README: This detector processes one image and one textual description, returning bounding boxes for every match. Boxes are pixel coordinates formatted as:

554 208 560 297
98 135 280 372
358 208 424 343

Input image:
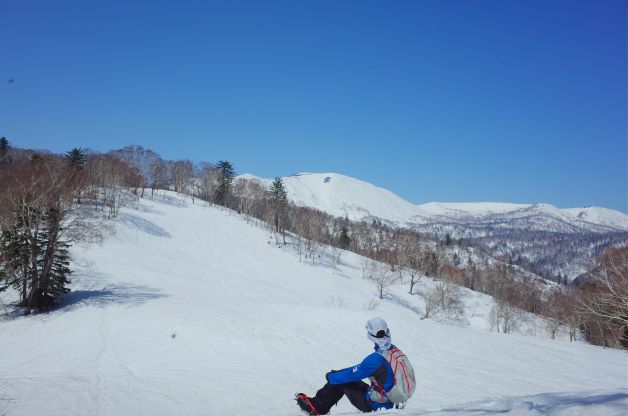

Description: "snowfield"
1 193 626 416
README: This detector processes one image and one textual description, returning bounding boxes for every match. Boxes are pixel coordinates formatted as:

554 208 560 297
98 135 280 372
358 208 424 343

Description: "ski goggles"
366 326 390 338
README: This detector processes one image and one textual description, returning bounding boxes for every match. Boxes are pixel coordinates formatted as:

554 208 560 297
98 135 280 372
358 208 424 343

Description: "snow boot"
295 393 321 415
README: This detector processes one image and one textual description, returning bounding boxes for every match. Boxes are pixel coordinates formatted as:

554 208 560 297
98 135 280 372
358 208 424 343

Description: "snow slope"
240 172 422 222
564 206 628 231
241 172 628 232
0 193 626 416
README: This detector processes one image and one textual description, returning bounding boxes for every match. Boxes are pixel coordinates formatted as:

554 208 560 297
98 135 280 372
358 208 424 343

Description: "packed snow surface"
241 172 628 231
1 193 626 416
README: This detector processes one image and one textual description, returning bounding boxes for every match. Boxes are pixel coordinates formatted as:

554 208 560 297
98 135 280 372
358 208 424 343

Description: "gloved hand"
325 370 338 383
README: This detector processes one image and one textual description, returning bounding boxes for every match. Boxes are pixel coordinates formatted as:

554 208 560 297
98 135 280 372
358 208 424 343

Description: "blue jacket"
326 345 396 410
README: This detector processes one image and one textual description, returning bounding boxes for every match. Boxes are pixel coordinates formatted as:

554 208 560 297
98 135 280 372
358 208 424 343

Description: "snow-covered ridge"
239 172 628 232
240 172 420 222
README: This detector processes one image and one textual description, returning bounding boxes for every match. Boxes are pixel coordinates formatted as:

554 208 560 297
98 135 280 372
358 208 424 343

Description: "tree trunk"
21 267 27 304
27 230 40 308
40 227 59 297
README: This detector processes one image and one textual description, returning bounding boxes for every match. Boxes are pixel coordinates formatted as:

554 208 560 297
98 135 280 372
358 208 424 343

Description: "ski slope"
0 193 626 416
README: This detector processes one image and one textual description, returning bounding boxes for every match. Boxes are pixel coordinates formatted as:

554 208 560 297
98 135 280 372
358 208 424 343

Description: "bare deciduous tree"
418 279 463 320
148 157 168 197
88 154 137 217
112 145 159 198
363 259 397 299
489 300 524 334
170 160 194 195
199 163 219 204
418 287 439 320
420 247 442 278
578 247 628 347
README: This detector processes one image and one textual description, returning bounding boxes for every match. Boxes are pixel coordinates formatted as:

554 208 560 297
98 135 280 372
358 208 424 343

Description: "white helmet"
366 317 391 349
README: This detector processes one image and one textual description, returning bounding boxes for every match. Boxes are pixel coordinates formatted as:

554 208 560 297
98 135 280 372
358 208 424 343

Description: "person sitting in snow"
296 317 415 415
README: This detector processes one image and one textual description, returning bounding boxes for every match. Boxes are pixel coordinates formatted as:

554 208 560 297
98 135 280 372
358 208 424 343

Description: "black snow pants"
309 381 372 414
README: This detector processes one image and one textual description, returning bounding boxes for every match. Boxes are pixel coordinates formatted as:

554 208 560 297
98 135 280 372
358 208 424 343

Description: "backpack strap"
368 350 394 403
370 379 387 403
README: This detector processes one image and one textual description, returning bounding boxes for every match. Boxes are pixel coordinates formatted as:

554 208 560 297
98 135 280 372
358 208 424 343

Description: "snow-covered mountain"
1 192 626 416
241 172 628 233
241 173 628 280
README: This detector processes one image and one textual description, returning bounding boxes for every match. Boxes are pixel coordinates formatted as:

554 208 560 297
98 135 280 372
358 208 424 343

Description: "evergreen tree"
37 208 72 301
0 137 8 153
337 225 351 250
0 222 31 304
42 236 71 298
65 147 88 169
267 177 288 233
214 160 235 206
0 206 37 306
0 136 10 164
268 177 288 206
445 233 452 246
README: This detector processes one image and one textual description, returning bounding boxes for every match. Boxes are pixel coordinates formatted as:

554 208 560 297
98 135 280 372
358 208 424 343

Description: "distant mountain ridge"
240 172 628 280
240 172 628 233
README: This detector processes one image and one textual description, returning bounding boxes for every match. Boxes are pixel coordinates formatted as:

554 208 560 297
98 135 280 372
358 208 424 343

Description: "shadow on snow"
384 293 424 318
0 282 168 321
59 283 168 311
117 213 171 238
410 390 628 416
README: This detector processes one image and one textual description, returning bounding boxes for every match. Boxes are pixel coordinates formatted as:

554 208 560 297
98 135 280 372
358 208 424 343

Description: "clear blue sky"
1 0 626 211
